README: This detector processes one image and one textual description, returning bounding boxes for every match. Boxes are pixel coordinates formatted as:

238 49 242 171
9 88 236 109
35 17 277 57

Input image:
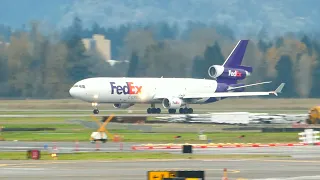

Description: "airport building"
82 34 128 66
82 34 111 60
82 34 126 66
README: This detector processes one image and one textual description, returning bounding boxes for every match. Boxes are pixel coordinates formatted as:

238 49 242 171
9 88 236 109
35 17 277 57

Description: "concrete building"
82 34 129 66
82 34 111 61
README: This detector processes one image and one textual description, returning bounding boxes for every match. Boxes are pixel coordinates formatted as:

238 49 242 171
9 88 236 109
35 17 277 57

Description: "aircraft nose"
69 87 79 98
69 87 74 97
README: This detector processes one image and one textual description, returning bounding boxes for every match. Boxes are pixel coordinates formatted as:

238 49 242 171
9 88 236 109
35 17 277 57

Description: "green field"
0 98 313 143
0 98 317 112
0 116 302 143
0 116 300 143
1 129 300 143
0 151 290 160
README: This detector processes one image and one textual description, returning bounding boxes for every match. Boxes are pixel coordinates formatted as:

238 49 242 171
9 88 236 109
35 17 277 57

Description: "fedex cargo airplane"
69 40 285 114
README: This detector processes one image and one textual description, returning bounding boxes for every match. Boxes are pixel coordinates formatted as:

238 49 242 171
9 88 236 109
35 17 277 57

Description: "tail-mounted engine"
162 98 184 109
113 103 134 109
208 65 250 80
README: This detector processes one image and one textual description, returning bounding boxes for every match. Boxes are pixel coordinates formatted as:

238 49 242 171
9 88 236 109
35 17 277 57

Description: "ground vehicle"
306 106 320 124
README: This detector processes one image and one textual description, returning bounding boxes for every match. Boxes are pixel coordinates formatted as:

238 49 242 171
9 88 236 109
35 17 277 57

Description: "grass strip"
0 151 290 160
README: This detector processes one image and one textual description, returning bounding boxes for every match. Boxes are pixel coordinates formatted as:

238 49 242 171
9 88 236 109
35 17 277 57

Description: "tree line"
0 17 319 99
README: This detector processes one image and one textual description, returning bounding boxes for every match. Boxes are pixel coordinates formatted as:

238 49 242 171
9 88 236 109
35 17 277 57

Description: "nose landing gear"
93 109 99 114
92 102 99 114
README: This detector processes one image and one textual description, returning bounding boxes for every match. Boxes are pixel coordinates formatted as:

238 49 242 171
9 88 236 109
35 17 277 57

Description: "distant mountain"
1 0 319 37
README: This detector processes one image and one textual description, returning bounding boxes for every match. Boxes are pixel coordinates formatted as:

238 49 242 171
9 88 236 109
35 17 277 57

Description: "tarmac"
3 141 320 158
1 158 320 179
2 142 320 179
0 114 167 118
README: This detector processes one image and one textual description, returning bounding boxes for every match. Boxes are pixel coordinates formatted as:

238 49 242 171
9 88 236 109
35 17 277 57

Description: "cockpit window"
73 84 85 88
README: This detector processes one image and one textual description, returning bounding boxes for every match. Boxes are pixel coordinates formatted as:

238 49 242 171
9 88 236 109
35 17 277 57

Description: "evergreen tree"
64 17 92 82
203 42 225 78
301 35 312 55
127 51 139 77
310 57 320 97
258 39 272 53
157 22 177 40
212 42 225 65
191 42 226 79
191 55 204 78
274 55 298 98
275 37 284 48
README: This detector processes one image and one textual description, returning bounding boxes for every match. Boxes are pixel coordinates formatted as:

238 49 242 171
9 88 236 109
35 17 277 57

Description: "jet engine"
208 65 250 80
208 65 225 78
162 98 184 109
113 103 134 109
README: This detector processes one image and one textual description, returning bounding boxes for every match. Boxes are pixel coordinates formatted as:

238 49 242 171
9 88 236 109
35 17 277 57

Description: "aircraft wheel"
151 108 157 114
147 108 152 114
184 108 190 114
188 108 193 114
168 109 176 114
156 108 161 114
179 108 184 114
93 109 99 114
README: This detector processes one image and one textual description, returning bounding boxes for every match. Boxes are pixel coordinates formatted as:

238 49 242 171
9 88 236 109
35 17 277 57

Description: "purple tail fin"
217 40 251 84
223 40 251 72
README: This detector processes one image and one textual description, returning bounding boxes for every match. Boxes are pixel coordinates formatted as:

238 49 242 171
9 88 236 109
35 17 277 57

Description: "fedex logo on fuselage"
110 82 142 95
228 70 242 77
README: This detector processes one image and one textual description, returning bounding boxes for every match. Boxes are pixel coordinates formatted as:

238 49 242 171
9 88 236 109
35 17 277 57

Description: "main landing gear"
168 107 193 114
148 104 194 114
147 104 161 114
179 107 193 114
147 107 161 114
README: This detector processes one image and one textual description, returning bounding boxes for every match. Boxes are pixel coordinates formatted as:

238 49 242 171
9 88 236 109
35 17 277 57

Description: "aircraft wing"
183 83 285 99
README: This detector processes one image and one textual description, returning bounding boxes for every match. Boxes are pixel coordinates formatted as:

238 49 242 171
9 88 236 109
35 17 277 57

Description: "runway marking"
251 175 320 180
8 165 38 168
257 159 320 163
1 168 45 170
0 161 241 174
0 161 79 168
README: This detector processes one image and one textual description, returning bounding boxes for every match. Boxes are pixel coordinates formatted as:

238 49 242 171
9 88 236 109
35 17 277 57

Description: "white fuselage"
69 77 219 104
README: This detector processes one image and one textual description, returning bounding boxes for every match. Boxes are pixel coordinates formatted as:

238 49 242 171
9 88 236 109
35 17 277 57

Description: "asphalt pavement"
2 141 320 159
1 141 320 179
1 159 320 180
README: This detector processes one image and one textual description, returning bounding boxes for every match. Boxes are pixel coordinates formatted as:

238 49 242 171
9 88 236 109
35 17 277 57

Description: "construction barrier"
132 142 319 150
27 149 41 160
147 170 204 180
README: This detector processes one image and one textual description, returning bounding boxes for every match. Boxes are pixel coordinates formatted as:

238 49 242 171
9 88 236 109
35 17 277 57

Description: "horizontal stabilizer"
183 83 285 99
237 65 253 73
227 81 272 91
272 83 285 96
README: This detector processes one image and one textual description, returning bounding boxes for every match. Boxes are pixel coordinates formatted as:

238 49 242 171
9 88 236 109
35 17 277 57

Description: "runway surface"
1 159 320 179
0 141 136 152
2 141 320 179
2 141 320 159
0 114 168 118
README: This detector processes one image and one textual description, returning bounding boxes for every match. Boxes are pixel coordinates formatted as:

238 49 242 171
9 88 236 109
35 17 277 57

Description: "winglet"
272 83 285 96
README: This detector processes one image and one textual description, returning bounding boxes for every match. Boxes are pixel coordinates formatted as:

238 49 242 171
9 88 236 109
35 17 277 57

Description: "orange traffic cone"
222 168 228 180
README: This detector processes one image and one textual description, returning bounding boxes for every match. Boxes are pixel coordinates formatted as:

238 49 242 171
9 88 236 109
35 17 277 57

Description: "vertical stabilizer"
222 40 252 73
